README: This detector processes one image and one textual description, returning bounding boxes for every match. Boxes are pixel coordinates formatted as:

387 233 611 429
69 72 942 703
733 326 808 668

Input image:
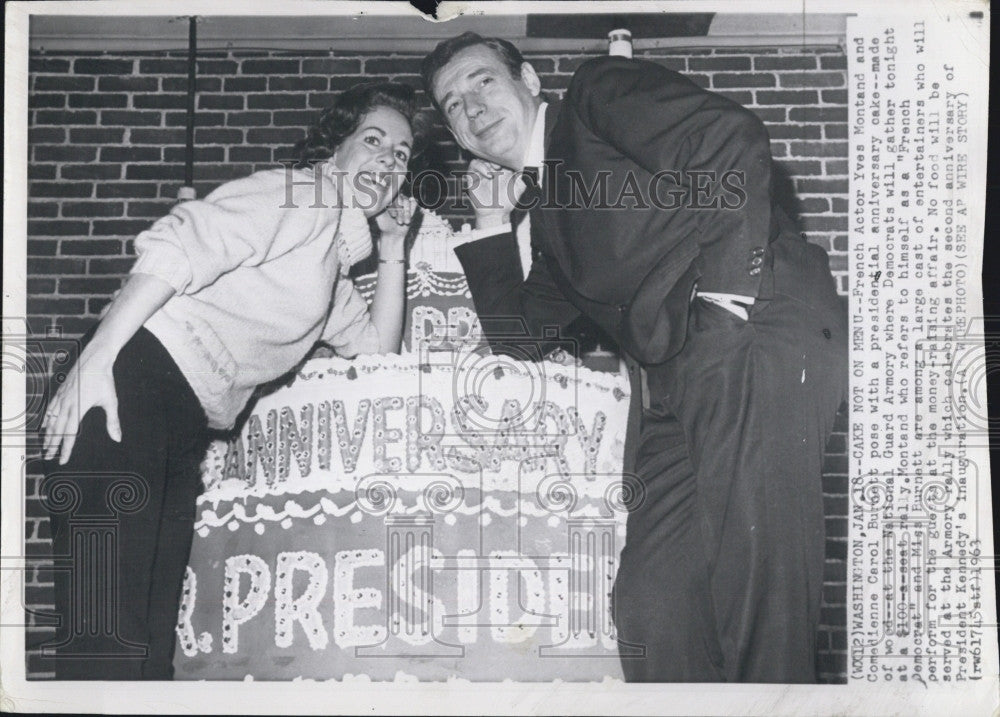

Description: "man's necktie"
510 166 541 233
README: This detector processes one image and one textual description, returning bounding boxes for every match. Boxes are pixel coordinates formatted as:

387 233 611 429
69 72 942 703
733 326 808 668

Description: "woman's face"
331 105 413 217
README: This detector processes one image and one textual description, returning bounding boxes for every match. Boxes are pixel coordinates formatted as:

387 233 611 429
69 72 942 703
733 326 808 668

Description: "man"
421 32 847 683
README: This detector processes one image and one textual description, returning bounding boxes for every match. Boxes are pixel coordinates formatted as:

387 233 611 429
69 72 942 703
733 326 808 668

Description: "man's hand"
464 159 527 230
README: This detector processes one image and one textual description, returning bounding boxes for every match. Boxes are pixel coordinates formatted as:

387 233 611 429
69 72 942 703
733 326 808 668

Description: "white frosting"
222 555 272 654
197 352 630 531
274 551 330 650
333 549 385 647
175 566 214 656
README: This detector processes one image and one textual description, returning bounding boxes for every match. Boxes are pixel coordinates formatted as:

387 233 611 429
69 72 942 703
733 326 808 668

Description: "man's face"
431 44 541 170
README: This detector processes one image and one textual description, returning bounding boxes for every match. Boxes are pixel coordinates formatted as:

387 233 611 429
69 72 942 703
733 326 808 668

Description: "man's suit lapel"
543 99 561 149
539 99 561 207
531 100 561 243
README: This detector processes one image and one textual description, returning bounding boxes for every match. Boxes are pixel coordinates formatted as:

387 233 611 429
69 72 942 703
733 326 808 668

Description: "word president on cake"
40 82 426 680
422 32 849 683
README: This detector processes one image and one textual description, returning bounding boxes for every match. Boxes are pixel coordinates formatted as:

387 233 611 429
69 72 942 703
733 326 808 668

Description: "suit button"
751 246 764 256
749 267 761 276
750 256 763 267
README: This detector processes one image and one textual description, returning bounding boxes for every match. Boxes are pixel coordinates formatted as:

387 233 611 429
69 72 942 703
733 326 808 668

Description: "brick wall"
23 45 849 682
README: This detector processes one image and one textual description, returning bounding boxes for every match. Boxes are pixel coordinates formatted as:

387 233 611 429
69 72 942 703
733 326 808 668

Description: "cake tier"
178 353 633 681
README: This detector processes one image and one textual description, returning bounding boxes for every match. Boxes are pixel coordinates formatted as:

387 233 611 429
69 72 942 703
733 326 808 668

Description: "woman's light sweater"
128 165 379 429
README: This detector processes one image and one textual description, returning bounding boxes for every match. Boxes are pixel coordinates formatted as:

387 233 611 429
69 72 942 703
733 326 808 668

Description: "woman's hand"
42 351 122 465
38 273 175 464
375 195 418 258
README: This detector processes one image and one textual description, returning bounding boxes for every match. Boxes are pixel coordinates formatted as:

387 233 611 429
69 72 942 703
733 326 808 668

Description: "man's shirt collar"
522 101 548 182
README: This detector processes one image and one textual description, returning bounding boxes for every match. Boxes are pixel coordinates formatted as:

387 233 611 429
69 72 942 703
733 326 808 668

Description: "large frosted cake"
174 210 633 681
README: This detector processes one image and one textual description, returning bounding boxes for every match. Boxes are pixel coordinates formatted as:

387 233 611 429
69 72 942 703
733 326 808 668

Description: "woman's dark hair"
294 81 427 168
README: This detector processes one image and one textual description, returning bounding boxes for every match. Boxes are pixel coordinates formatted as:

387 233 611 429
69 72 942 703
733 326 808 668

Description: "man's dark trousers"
612 234 847 682
452 55 849 682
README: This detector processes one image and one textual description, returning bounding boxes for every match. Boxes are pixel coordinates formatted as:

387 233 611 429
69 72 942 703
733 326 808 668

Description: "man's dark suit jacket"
455 55 802 366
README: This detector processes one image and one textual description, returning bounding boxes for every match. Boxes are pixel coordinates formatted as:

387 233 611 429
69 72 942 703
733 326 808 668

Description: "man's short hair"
420 31 526 111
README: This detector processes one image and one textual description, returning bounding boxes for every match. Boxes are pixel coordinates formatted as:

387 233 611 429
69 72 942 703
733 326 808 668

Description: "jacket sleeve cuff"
453 230 524 287
454 223 513 247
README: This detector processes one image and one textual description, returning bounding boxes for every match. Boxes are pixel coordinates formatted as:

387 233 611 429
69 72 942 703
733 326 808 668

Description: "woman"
40 81 424 680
